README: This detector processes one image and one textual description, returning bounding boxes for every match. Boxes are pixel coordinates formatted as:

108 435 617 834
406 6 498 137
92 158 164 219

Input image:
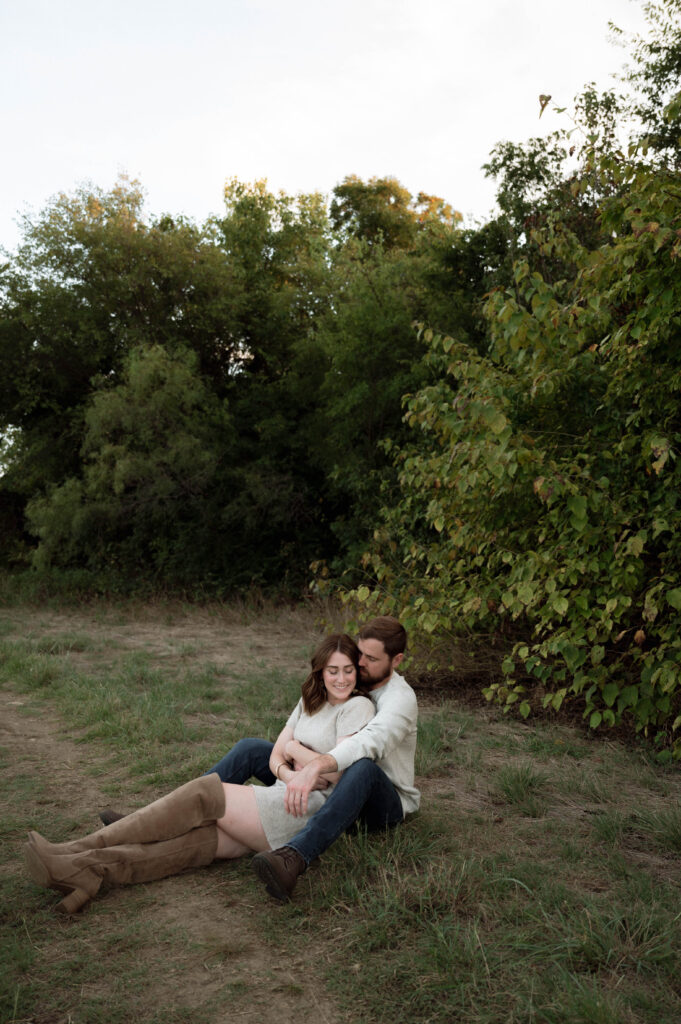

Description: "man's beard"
360 666 392 689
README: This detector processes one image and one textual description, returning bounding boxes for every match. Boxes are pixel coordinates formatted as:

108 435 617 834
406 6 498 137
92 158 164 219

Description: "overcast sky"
1 0 649 252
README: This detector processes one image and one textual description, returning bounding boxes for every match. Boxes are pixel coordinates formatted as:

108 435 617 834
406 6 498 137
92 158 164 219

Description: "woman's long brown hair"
301 633 362 714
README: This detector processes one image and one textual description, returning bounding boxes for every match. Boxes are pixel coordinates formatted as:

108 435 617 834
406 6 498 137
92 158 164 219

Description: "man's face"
358 637 401 689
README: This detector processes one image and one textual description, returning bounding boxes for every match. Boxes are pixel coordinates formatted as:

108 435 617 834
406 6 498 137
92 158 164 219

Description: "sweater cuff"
328 736 359 772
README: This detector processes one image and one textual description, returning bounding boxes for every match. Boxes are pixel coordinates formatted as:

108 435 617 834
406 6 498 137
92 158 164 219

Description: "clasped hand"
283 761 327 816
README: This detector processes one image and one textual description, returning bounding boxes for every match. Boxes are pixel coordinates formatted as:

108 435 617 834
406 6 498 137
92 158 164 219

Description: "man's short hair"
358 616 407 659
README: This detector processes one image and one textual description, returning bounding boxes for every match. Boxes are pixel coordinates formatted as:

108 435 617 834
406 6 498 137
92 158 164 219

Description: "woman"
24 633 374 914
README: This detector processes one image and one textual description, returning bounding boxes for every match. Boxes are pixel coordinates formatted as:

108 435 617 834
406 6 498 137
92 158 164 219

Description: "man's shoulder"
375 671 417 706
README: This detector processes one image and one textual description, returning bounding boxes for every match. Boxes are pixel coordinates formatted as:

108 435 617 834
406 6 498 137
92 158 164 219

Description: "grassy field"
1 600 681 1024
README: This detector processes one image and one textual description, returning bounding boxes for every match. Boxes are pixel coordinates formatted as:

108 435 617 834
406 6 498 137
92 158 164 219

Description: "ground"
5 602 681 1024
1 603 346 1024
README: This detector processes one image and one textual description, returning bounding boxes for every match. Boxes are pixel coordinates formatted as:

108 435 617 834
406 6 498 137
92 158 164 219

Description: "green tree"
339 1 681 752
619 0 681 164
308 179 464 567
26 345 231 583
0 177 238 557
345 133 681 753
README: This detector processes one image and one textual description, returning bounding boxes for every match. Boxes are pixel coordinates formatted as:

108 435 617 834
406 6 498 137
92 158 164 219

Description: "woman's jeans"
206 738 404 865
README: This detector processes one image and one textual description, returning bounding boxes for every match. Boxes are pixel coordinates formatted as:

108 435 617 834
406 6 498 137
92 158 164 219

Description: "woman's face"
323 650 357 705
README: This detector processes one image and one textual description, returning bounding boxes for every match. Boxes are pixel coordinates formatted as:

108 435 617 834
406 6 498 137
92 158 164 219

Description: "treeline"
0 175 472 591
2 1 681 751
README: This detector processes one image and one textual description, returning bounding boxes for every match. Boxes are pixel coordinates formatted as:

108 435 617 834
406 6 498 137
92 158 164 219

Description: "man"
249 615 419 901
101 615 419 902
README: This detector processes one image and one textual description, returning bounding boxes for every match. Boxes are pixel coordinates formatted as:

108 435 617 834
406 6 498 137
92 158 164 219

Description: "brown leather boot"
252 846 307 902
99 809 125 826
25 825 218 914
28 773 225 856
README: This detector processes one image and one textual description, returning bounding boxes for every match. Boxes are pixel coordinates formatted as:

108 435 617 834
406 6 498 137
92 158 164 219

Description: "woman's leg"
25 826 218 914
214 784 270 857
29 774 225 857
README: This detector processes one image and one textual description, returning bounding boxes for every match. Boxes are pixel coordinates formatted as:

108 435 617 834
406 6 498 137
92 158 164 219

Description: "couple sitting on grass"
25 615 420 913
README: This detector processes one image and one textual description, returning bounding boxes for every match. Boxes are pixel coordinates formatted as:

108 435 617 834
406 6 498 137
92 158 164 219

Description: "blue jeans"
206 741 403 865
206 737 275 785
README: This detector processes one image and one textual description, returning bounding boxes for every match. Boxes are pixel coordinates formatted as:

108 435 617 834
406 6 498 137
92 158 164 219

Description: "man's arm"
283 694 380 815
283 753 339 816
285 739 341 784
329 685 417 771
282 698 415 816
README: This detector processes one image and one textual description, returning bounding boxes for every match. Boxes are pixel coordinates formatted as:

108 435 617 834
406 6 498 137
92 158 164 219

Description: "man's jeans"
206 738 404 864
206 737 275 786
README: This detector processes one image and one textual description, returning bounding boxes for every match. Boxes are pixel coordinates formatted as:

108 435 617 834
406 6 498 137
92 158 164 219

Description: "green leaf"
567 495 587 520
591 645 605 666
551 690 566 711
489 412 507 435
666 588 681 611
602 683 618 707
589 711 602 729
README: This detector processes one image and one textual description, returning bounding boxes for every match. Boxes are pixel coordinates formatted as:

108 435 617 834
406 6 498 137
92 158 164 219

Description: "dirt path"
1 604 345 1024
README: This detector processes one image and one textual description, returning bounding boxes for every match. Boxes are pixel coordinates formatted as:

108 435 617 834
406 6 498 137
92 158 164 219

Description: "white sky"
1 0 649 252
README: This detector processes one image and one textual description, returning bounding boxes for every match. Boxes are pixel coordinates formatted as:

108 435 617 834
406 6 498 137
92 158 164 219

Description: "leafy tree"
344 131 681 754
208 180 336 587
308 179 464 566
26 345 231 583
338 2 681 753
330 175 419 249
618 0 681 164
0 177 238 534
330 175 460 249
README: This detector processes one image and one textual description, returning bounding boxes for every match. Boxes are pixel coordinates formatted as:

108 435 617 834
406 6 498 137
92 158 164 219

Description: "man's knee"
342 757 379 781
206 737 273 783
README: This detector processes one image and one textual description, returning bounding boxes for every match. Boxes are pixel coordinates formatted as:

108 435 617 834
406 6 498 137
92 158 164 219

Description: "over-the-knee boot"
28 773 225 856
25 825 218 914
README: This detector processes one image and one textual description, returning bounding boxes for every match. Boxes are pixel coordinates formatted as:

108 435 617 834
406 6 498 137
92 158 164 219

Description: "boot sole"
252 854 292 903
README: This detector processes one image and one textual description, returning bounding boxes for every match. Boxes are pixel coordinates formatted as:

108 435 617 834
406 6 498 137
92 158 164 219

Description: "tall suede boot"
25 825 218 914
28 773 225 857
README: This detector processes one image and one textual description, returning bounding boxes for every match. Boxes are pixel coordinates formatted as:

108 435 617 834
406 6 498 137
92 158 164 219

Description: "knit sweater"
328 671 420 814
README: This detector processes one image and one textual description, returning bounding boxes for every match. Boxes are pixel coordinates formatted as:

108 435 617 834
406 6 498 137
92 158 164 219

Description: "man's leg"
252 759 403 900
288 758 402 863
205 738 275 786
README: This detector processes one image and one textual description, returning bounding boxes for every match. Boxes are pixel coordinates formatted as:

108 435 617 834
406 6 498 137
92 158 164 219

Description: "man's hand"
284 754 337 816
291 759 330 788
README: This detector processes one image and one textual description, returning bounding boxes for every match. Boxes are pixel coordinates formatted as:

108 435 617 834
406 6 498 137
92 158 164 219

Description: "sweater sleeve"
285 698 303 732
335 696 375 738
328 681 417 771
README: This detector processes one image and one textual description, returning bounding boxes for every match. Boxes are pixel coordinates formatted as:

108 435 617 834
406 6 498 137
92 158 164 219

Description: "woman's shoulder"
337 694 375 724
350 694 375 712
